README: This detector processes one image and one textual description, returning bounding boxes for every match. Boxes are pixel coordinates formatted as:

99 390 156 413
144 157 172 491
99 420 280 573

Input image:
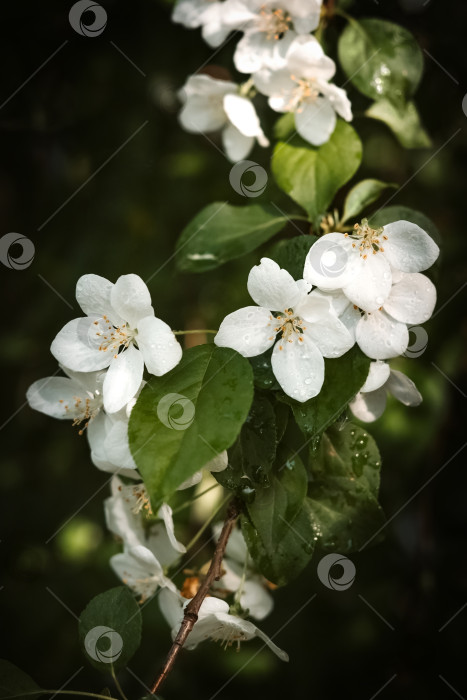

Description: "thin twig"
150 498 241 695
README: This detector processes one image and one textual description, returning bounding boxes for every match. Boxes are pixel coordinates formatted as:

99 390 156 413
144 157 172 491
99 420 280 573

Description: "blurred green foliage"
1 1 466 699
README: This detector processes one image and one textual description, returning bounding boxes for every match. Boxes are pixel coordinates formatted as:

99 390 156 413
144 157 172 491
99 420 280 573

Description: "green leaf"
273 112 296 141
79 587 142 673
369 206 441 247
272 121 362 224
342 179 398 224
338 18 423 107
241 449 318 585
308 422 385 552
0 661 42 700
281 346 371 438
175 202 289 272
366 99 432 149
129 345 254 503
268 235 318 279
249 350 280 391
217 392 277 491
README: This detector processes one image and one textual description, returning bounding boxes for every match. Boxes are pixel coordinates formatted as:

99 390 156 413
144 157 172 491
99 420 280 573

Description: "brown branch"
150 498 241 695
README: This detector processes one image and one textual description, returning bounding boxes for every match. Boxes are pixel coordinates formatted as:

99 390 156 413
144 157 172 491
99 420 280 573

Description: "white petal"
240 579 274 621
137 315 183 376
386 369 422 406
51 318 111 372
215 306 276 357
224 94 267 141
177 471 203 490
146 523 184 569
26 377 86 420
111 274 154 327
103 345 144 413
342 253 393 312
159 588 185 630
248 257 301 310
383 272 436 324
111 546 174 600
271 334 324 402
304 314 354 359
205 449 228 473
382 220 440 273
361 360 391 393
201 3 232 47
339 304 361 341
233 30 293 74
254 68 293 103
303 233 354 291
157 504 187 554
286 35 335 82
104 419 138 470
104 479 144 548
295 97 336 146
349 389 387 422
222 123 255 162
356 311 409 360
318 81 352 121
75 274 117 321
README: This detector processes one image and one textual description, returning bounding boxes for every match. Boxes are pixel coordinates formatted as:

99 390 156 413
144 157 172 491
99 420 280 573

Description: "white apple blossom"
212 524 273 620
350 360 422 422
215 257 354 402
311 271 437 360
254 35 352 146
172 0 232 47
106 476 186 601
159 588 289 660
221 0 322 74
87 405 139 476
178 74 269 162
304 220 440 313
50 274 182 414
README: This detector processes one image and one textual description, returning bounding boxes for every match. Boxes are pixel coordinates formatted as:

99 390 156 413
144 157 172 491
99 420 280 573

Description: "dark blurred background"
1 0 466 698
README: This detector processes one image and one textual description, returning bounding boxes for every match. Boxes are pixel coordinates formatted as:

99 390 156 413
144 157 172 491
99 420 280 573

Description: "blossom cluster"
173 0 352 160
215 218 439 415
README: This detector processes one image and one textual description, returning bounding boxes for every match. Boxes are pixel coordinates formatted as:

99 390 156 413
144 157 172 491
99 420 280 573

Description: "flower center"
345 218 388 260
270 309 306 349
288 76 319 112
60 392 101 435
118 483 153 517
258 6 292 40
94 314 135 358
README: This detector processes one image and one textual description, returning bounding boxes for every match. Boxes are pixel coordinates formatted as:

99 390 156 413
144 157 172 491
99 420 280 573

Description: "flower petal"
76 274 118 322
215 306 276 357
51 318 111 372
157 503 187 554
111 274 154 327
104 477 145 547
382 220 440 273
342 253 393 312
248 257 301 310
286 35 335 82
111 545 175 600
27 376 86 420
104 419 138 470
295 97 336 146
222 123 255 162
103 345 144 413
271 334 324 402
303 313 354 359
356 310 409 360
349 388 387 422
383 272 436 324
303 233 354 291
361 360 391 393
137 315 183 376
386 369 422 406
224 94 269 142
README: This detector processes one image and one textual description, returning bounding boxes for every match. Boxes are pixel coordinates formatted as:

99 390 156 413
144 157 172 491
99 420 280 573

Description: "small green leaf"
249 350 280 391
242 449 317 586
272 121 362 224
175 202 289 272
129 345 254 503
338 18 423 107
273 112 296 141
342 179 398 224
0 661 42 700
281 347 371 438
366 99 432 149
308 422 385 552
369 206 441 246
79 587 142 673
268 235 318 279
217 392 277 491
